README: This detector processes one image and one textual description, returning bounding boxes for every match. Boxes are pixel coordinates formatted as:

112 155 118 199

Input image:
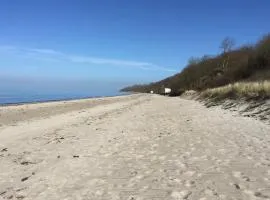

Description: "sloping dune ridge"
0 94 270 200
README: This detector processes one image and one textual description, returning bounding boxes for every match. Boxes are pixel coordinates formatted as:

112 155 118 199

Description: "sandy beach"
0 94 270 200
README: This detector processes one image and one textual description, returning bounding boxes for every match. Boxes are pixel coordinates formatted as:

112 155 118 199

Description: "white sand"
0 94 270 200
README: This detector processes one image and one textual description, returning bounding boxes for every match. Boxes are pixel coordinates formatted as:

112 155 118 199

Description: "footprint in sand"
183 170 196 177
244 190 270 199
171 190 192 200
203 187 219 197
0 187 27 200
233 171 251 182
184 180 195 188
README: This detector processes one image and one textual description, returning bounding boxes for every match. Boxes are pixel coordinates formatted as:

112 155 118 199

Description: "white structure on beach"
164 88 171 95
150 91 154 94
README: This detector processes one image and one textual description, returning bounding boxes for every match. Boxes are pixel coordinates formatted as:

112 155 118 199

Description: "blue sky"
0 0 269 94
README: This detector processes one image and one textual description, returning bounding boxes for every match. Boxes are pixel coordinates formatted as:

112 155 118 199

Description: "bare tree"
188 57 201 65
220 37 235 53
219 37 235 71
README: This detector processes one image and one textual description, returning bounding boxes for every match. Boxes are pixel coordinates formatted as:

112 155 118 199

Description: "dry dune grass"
202 81 270 99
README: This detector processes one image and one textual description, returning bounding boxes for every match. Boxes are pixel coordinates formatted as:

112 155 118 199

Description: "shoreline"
0 93 138 126
0 92 131 107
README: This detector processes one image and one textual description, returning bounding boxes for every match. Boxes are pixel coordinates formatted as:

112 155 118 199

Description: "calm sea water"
0 91 129 105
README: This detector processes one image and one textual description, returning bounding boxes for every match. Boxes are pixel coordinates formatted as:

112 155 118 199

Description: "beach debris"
20 161 35 165
254 191 270 198
21 173 34 182
21 176 30 182
57 155 60 158
73 155 79 158
16 188 26 192
158 132 163 138
233 183 240 189
49 136 65 144
1 148 8 152
16 195 25 199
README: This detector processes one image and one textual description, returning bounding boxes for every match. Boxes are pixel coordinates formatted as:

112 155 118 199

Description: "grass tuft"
201 81 270 100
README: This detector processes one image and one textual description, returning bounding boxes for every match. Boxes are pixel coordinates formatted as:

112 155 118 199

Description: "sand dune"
0 94 270 200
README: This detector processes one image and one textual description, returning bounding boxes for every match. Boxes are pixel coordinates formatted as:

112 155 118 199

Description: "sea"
0 78 132 105
0 91 129 105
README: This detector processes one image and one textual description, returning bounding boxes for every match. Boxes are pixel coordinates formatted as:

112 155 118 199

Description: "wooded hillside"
121 35 270 96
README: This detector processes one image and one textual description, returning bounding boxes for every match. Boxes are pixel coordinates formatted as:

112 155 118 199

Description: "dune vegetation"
201 81 270 99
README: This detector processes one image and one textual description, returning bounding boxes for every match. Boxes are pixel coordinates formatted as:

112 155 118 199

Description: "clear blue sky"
0 0 269 94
